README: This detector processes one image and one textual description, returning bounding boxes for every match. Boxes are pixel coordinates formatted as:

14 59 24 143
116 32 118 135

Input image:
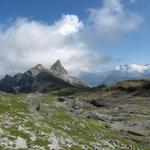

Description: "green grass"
7 127 30 141
33 138 49 146
0 91 148 149
0 93 28 114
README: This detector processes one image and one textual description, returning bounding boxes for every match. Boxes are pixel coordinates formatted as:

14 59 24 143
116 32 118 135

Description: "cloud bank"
0 0 142 77
115 64 150 73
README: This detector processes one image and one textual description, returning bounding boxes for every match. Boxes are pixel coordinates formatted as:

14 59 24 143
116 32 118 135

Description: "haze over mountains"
80 64 150 86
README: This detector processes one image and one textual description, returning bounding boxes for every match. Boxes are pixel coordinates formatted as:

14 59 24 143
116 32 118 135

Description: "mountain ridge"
0 60 85 93
80 64 150 87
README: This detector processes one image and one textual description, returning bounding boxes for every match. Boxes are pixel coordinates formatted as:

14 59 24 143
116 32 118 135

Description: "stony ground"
0 89 149 150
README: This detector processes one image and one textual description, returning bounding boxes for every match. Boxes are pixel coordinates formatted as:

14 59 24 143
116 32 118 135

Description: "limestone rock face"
50 60 86 88
50 60 68 75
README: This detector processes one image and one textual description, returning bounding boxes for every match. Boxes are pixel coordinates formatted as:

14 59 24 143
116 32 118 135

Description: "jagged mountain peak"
32 64 44 70
50 60 68 75
50 60 86 87
26 64 45 77
54 60 61 66
34 64 44 69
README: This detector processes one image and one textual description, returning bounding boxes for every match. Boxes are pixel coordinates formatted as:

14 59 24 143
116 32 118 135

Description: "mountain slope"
50 60 86 87
89 79 150 99
0 77 149 149
77 79 150 148
0 64 73 93
0 91 146 149
0 60 87 93
109 79 150 97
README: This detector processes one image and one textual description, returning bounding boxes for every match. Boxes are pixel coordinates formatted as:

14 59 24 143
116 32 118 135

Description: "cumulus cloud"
0 15 108 77
0 0 143 77
53 15 83 36
87 0 142 40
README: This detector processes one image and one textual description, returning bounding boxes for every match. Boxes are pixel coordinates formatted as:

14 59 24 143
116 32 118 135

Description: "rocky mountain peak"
26 64 45 77
33 64 44 70
50 60 68 75
54 60 61 66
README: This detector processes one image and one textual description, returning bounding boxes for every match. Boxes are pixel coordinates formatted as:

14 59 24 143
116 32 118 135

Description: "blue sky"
0 0 101 23
0 0 149 76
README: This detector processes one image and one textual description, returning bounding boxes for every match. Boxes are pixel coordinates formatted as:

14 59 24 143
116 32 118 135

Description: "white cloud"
0 0 143 77
54 15 83 36
87 0 142 40
0 15 107 77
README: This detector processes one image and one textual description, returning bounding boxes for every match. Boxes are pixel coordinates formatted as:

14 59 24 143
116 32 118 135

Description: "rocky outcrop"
88 99 108 108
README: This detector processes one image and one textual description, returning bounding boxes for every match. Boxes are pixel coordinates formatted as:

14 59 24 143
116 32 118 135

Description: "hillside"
76 80 150 149
0 79 150 149
105 79 150 97
0 75 150 150
0 90 148 150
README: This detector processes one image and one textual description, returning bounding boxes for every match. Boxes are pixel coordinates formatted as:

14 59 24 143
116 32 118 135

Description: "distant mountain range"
103 64 150 85
0 62 150 92
0 60 85 93
80 64 150 86
79 72 109 87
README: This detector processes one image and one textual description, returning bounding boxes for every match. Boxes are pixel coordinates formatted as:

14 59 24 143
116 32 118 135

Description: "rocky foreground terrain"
0 80 150 149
